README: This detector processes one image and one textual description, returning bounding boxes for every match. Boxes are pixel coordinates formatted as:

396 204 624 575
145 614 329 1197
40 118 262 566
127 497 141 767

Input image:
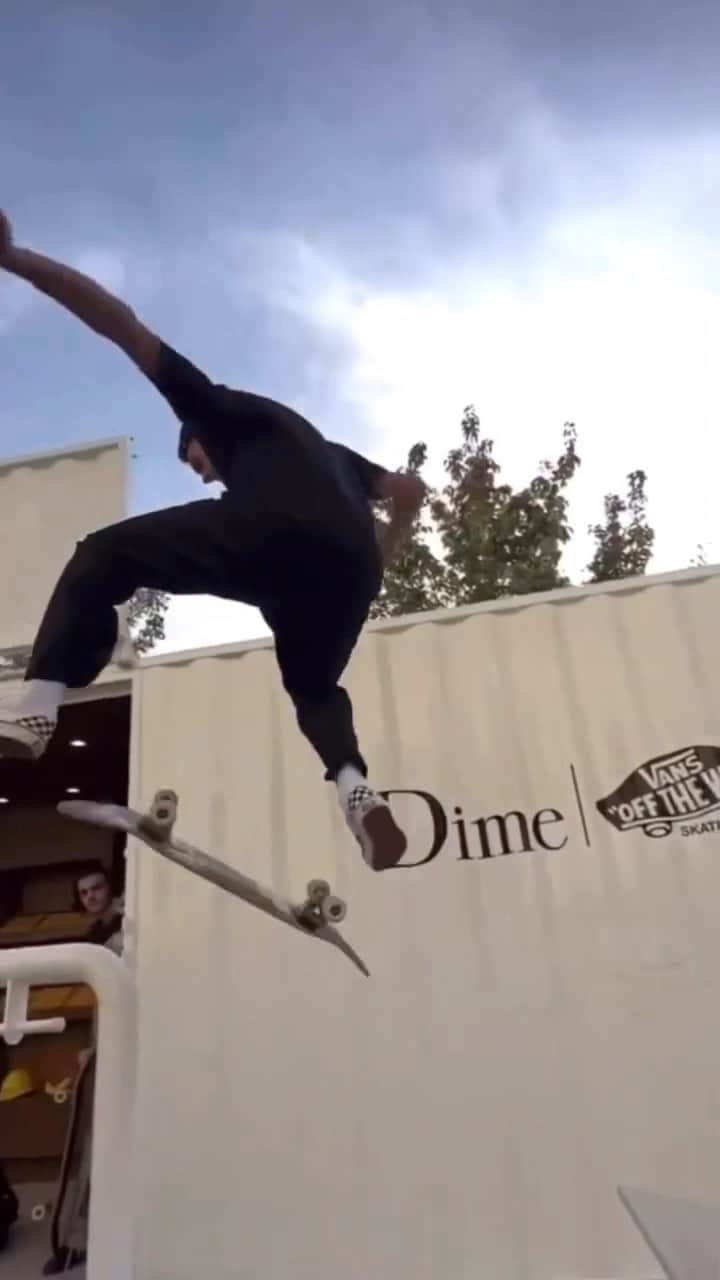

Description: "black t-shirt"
147 343 387 530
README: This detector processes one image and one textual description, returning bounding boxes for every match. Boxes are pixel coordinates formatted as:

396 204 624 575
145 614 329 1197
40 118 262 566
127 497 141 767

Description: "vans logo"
597 745 720 838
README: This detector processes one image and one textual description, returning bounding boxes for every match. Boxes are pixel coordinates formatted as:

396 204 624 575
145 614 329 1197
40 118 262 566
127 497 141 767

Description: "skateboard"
57 790 370 978
49 1048 95 1270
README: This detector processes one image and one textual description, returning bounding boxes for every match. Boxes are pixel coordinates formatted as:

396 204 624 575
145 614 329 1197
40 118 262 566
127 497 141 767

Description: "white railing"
0 944 137 1280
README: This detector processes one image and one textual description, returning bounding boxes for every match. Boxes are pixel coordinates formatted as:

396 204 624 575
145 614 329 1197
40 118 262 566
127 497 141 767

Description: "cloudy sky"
2 0 718 654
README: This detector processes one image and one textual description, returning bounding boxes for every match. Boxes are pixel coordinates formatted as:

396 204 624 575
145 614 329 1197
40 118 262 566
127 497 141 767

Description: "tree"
127 588 170 655
372 407 655 620
586 470 654 582
432 409 580 604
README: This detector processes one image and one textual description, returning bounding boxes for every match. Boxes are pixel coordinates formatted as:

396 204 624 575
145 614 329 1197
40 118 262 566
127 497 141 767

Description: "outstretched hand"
0 210 16 267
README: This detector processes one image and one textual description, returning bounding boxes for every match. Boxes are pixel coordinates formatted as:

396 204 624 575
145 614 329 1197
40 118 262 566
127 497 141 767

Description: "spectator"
75 864 124 955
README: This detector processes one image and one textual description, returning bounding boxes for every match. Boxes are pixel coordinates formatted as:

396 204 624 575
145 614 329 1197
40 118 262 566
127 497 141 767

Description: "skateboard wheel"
152 789 178 825
31 1204 47 1222
322 894 347 924
140 789 178 840
307 878 330 904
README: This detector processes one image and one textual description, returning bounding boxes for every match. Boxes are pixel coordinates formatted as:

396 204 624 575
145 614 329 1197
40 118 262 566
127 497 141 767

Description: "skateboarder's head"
178 427 220 485
74 865 112 917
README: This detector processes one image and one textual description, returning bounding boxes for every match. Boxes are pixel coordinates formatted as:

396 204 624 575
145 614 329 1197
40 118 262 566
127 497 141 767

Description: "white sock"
3 680 66 719
336 764 368 805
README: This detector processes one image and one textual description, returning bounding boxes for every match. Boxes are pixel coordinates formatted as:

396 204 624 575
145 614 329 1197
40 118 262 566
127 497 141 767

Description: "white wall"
129 568 720 1280
0 438 129 651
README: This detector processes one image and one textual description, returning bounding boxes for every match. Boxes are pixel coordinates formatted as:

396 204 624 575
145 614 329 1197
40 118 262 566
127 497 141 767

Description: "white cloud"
219 134 720 579
154 594 269 657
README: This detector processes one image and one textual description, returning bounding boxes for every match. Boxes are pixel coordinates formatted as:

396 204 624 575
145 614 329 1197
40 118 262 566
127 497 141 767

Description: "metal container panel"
129 567 720 1280
0 438 129 652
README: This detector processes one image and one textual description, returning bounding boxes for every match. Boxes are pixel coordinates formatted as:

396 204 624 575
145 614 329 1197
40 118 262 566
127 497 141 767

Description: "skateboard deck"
58 792 370 978
50 1048 95 1269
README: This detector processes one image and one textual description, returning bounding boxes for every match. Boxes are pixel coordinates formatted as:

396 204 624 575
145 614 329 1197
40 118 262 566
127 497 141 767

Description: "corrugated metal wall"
0 439 129 650
130 569 720 1280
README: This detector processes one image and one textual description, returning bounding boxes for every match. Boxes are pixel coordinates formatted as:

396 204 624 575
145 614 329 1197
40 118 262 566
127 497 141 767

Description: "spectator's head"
74 864 113 918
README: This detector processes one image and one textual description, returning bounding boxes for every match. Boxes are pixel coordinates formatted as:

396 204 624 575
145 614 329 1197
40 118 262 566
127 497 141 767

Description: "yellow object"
0 1066 34 1102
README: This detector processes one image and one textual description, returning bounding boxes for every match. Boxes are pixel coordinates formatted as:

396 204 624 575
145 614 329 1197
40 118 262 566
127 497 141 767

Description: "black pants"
26 499 383 780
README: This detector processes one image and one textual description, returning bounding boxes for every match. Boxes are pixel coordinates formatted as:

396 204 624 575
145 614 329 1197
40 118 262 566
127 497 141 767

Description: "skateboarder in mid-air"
0 209 424 871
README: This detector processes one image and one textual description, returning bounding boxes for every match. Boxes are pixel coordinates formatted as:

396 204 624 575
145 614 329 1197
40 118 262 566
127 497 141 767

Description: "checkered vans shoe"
345 784 408 872
0 711 56 761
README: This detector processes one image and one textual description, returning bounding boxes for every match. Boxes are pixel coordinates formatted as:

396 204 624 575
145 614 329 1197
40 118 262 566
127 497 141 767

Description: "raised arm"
0 208 223 435
333 442 426 565
374 469 427 565
0 209 161 376
375 468 427 516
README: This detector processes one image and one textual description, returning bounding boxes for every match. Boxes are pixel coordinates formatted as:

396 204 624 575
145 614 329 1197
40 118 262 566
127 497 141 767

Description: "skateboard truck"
138 789 178 843
295 878 347 929
138 796 346 926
